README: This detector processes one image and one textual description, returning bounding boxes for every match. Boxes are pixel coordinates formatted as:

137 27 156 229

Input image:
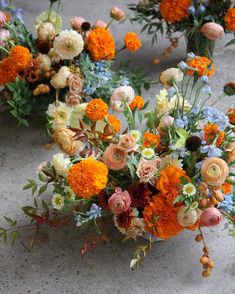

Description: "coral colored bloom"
124 32 142 53
106 114 121 133
67 157 108 198
160 0 192 23
86 27 115 61
200 207 222 227
186 55 214 77
85 98 108 121
203 123 225 146
108 187 131 215
102 144 127 170
222 182 233 195
142 132 160 148
143 194 184 239
129 95 145 110
201 22 224 41
70 16 86 30
224 8 235 32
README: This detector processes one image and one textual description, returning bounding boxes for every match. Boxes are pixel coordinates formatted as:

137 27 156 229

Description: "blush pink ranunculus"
102 144 127 170
95 20 108 29
110 86 135 112
201 22 224 41
110 7 126 21
70 16 86 30
200 207 222 227
108 187 131 214
0 29 10 46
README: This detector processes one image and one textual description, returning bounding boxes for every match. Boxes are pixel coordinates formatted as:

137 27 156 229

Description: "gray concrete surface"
0 0 235 293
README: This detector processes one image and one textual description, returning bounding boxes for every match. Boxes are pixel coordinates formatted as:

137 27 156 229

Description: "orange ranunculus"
222 182 233 195
129 95 145 110
157 165 189 205
85 27 115 61
143 132 160 148
160 0 192 24
85 98 108 121
186 55 214 77
224 8 235 32
124 32 142 53
107 114 121 133
203 123 225 146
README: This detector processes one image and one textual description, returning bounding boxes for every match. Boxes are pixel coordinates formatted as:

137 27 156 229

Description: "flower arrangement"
128 0 235 61
0 0 149 126
1 54 235 275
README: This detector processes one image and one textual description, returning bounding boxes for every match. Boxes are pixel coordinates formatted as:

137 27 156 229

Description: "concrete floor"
0 0 235 293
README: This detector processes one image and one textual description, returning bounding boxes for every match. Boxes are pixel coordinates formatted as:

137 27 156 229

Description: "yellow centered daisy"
142 148 155 160
51 194 65 210
183 183 196 196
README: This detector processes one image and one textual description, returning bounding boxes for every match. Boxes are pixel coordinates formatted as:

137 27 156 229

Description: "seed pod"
203 246 209 254
153 58 161 65
202 269 211 277
210 196 219 206
33 88 40 96
213 190 224 202
207 260 215 269
195 234 203 242
200 256 209 265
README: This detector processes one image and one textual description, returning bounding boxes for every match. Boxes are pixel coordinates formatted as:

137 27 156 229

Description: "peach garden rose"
102 144 127 170
118 133 136 152
136 157 161 183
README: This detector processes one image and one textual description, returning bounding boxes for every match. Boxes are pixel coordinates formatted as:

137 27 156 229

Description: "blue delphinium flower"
13 8 24 22
203 107 229 130
84 86 96 95
0 0 9 8
121 78 130 86
201 75 209 83
201 85 211 94
187 5 196 15
168 87 176 98
218 195 234 213
87 204 102 220
200 145 222 157
195 161 203 170
197 4 206 15
174 115 188 129
171 147 188 158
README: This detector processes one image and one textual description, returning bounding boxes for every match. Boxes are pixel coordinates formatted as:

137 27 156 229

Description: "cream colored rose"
160 68 183 89
110 7 126 21
51 153 70 177
54 128 84 156
66 92 81 107
118 133 136 152
68 73 84 94
136 157 160 183
51 66 72 89
110 86 135 112
37 22 56 41
37 54 51 70
177 206 198 227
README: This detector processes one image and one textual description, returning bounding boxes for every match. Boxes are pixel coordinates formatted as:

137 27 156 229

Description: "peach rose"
37 22 56 41
201 157 229 189
54 128 84 156
70 16 86 30
51 66 72 89
225 142 235 164
110 86 135 112
201 22 224 41
200 207 222 227
95 20 108 29
102 144 127 170
118 133 136 152
136 157 161 183
68 73 84 94
157 115 174 134
108 187 131 214
177 206 198 227
110 7 126 21
66 92 81 107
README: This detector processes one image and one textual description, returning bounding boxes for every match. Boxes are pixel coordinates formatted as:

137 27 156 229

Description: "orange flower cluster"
157 165 189 205
143 194 183 239
225 8 235 31
107 114 121 133
228 107 235 124
67 157 108 198
203 123 225 146
143 132 160 148
222 182 233 195
186 56 214 77
85 98 108 121
124 32 142 53
86 28 115 61
160 0 192 24
0 46 31 85
129 96 145 110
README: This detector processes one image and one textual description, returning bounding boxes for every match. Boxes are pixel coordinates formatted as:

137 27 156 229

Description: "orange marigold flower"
160 0 192 23
225 8 235 31
85 98 108 121
0 58 18 85
228 107 235 125
107 114 121 133
203 123 225 146
129 95 145 110
157 165 189 205
86 28 115 61
222 182 233 195
9 45 31 71
67 157 108 198
143 194 183 239
124 32 142 53
186 55 214 77
143 132 160 148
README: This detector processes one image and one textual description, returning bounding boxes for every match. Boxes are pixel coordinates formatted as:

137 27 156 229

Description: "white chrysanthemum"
47 102 72 130
142 148 155 160
51 153 70 177
51 193 65 210
183 183 196 196
53 30 84 60
130 130 141 141
35 10 62 33
70 103 88 128
160 155 183 170
64 187 76 201
160 68 183 89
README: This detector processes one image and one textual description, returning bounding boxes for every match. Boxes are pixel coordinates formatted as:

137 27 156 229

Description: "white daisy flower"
183 183 196 196
47 102 72 130
51 194 65 210
142 148 155 159
53 30 84 60
51 153 70 177
130 130 141 142
64 187 76 201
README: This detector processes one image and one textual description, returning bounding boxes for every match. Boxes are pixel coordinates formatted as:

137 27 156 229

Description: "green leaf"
173 194 184 204
0 227 7 242
225 38 235 47
3 216 16 227
10 231 20 246
22 206 36 217
38 185 47 196
42 200 48 209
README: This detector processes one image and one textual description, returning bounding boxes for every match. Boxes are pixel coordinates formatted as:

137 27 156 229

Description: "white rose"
37 54 51 70
37 22 56 41
51 66 72 89
110 86 135 112
160 68 183 89
51 153 70 177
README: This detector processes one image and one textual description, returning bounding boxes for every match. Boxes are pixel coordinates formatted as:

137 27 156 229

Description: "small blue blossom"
195 161 203 170
14 8 24 22
0 0 9 8
187 5 196 15
121 78 130 86
218 195 234 213
168 87 176 97
87 204 102 220
201 76 209 83
197 4 206 15
84 86 96 95
172 147 187 158
201 85 211 94
190 106 200 115
203 107 229 130
202 0 210 7
174 115 188 129
177 61 189 70
200 145 222 157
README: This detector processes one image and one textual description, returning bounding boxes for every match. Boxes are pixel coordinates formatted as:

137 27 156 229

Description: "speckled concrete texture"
0 1 235 293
